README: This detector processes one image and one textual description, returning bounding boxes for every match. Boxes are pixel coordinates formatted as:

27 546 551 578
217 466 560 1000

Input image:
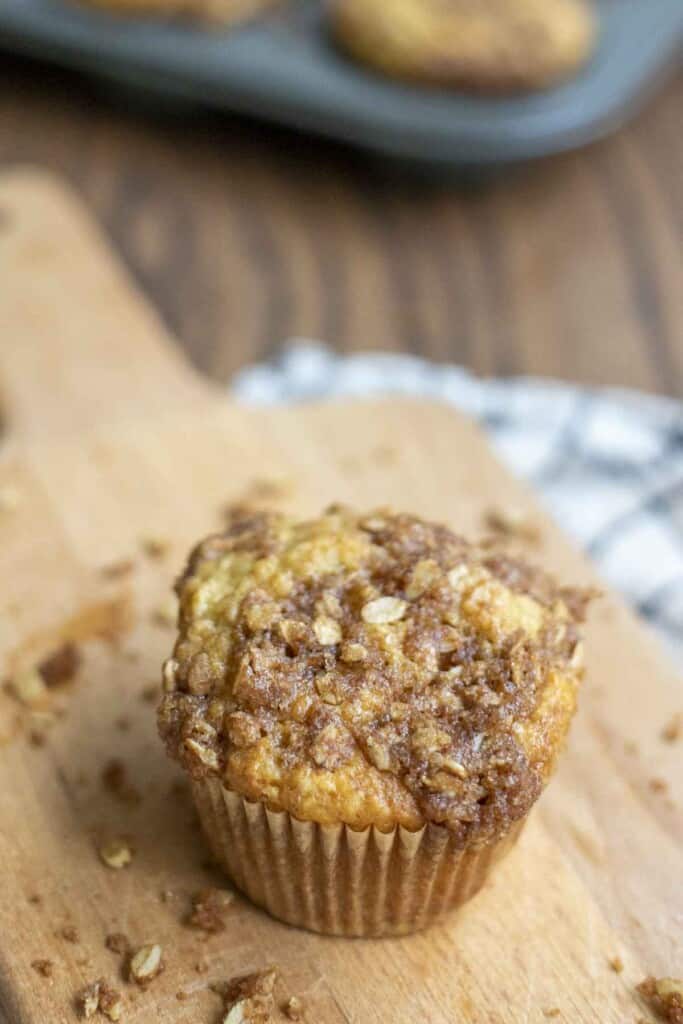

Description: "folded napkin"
233 344 683 666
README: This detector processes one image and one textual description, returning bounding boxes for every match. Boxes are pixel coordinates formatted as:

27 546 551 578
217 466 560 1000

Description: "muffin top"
158 507 588 845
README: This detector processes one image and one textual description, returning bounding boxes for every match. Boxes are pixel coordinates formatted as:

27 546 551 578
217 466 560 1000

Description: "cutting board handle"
0 169 216 441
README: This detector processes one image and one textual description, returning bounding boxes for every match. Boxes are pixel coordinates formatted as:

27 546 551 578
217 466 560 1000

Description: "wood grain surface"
0 170 681 1024
0 55 681 396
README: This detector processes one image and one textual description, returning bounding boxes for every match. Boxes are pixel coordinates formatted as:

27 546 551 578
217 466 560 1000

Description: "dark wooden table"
1 54 681 396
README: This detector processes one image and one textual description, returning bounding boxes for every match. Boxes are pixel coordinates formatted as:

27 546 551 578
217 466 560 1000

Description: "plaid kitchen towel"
232 344 683 666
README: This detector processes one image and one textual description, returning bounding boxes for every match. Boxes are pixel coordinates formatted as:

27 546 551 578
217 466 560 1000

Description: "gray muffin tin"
0 0 681 170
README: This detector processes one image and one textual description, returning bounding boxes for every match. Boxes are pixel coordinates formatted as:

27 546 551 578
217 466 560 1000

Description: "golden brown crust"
158 507 588 842
330 0 597 93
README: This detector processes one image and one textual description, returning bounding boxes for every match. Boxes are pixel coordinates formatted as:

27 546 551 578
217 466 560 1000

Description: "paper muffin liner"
191 778 525 937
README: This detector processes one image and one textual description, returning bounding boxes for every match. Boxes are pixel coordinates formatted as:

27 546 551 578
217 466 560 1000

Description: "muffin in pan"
158 506 589 936
330 0 597 93
74 0 279 26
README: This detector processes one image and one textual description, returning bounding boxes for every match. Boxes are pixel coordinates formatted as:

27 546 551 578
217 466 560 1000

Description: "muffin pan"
0 0 681 169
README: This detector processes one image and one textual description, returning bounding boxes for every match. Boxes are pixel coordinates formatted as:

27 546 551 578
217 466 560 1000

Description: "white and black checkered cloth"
232 344 683 667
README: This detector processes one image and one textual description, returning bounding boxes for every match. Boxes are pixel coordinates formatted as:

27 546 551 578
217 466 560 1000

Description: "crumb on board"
105 933 131 957
140 684 159 704
6 642 80 710
129 944 164 986
140 536 170 560
75 978 123 1021
284 994 304 1020
661 713 682 744
59 925 80 944
98 839 133 871
483 505 541 543
150 595 177 629
100 560 135 581
649 777 669 794
637 977 683 1023
609 955 624 973
216 968 278 1023
186 888 234 934
31 958 54 979
543 1011 561 1020
101 759 142 806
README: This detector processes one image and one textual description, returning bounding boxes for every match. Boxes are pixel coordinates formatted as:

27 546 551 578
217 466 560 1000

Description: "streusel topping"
158 507 587 842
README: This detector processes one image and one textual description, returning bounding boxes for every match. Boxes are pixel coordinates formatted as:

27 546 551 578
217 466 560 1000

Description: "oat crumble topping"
158 508 588 839
637 977 683 1023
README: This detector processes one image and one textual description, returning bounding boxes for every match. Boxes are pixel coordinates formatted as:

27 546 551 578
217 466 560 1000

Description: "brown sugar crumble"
649 777 669 795
158 507 589 840
217 968 278 1023
100 560 135 581
186 888 234 933
59 925 80 944
31 958 54 979
661 713 682 744
637 977 683 1023
542 1012 561 1020
140 536 170 560
101 759 142 806
75 978 123 1021
608 955 624 974
105 933 131 957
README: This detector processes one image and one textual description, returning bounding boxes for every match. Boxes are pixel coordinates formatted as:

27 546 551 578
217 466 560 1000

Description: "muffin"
158 506 589 936
74 0 279 25
330 0 597 93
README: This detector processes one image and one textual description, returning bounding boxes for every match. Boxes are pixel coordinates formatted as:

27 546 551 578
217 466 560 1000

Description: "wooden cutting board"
0 169 680 1024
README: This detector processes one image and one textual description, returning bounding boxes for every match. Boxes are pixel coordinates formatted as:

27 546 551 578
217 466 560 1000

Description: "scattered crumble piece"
0 484 21 512
637 977 683 1023
27 893 42 906
29 729 47 747
186 888 234 934
218 968 278 1024
283 995 304 1020
105 933 131 956
101 759 142 806
195 960 209 975
661 713 682 744
60 925 80 944
129 944 163 986
100 560 135 581
151 595 178 629
543 1011 561 1020
140 536 169 560
7 667 48 708
39 643 81 689
176 990 190 1001
31 958 54 979
609 955 624 973
115 716 131 733
98 839 133 870
98 981 124 1022
75 978 123 1021
140 685 158 704
483 505 541 543
76 979 101 1019
649 778 668 794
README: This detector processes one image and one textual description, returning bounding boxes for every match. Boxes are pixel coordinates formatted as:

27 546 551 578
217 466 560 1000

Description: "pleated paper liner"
191 778 525 937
